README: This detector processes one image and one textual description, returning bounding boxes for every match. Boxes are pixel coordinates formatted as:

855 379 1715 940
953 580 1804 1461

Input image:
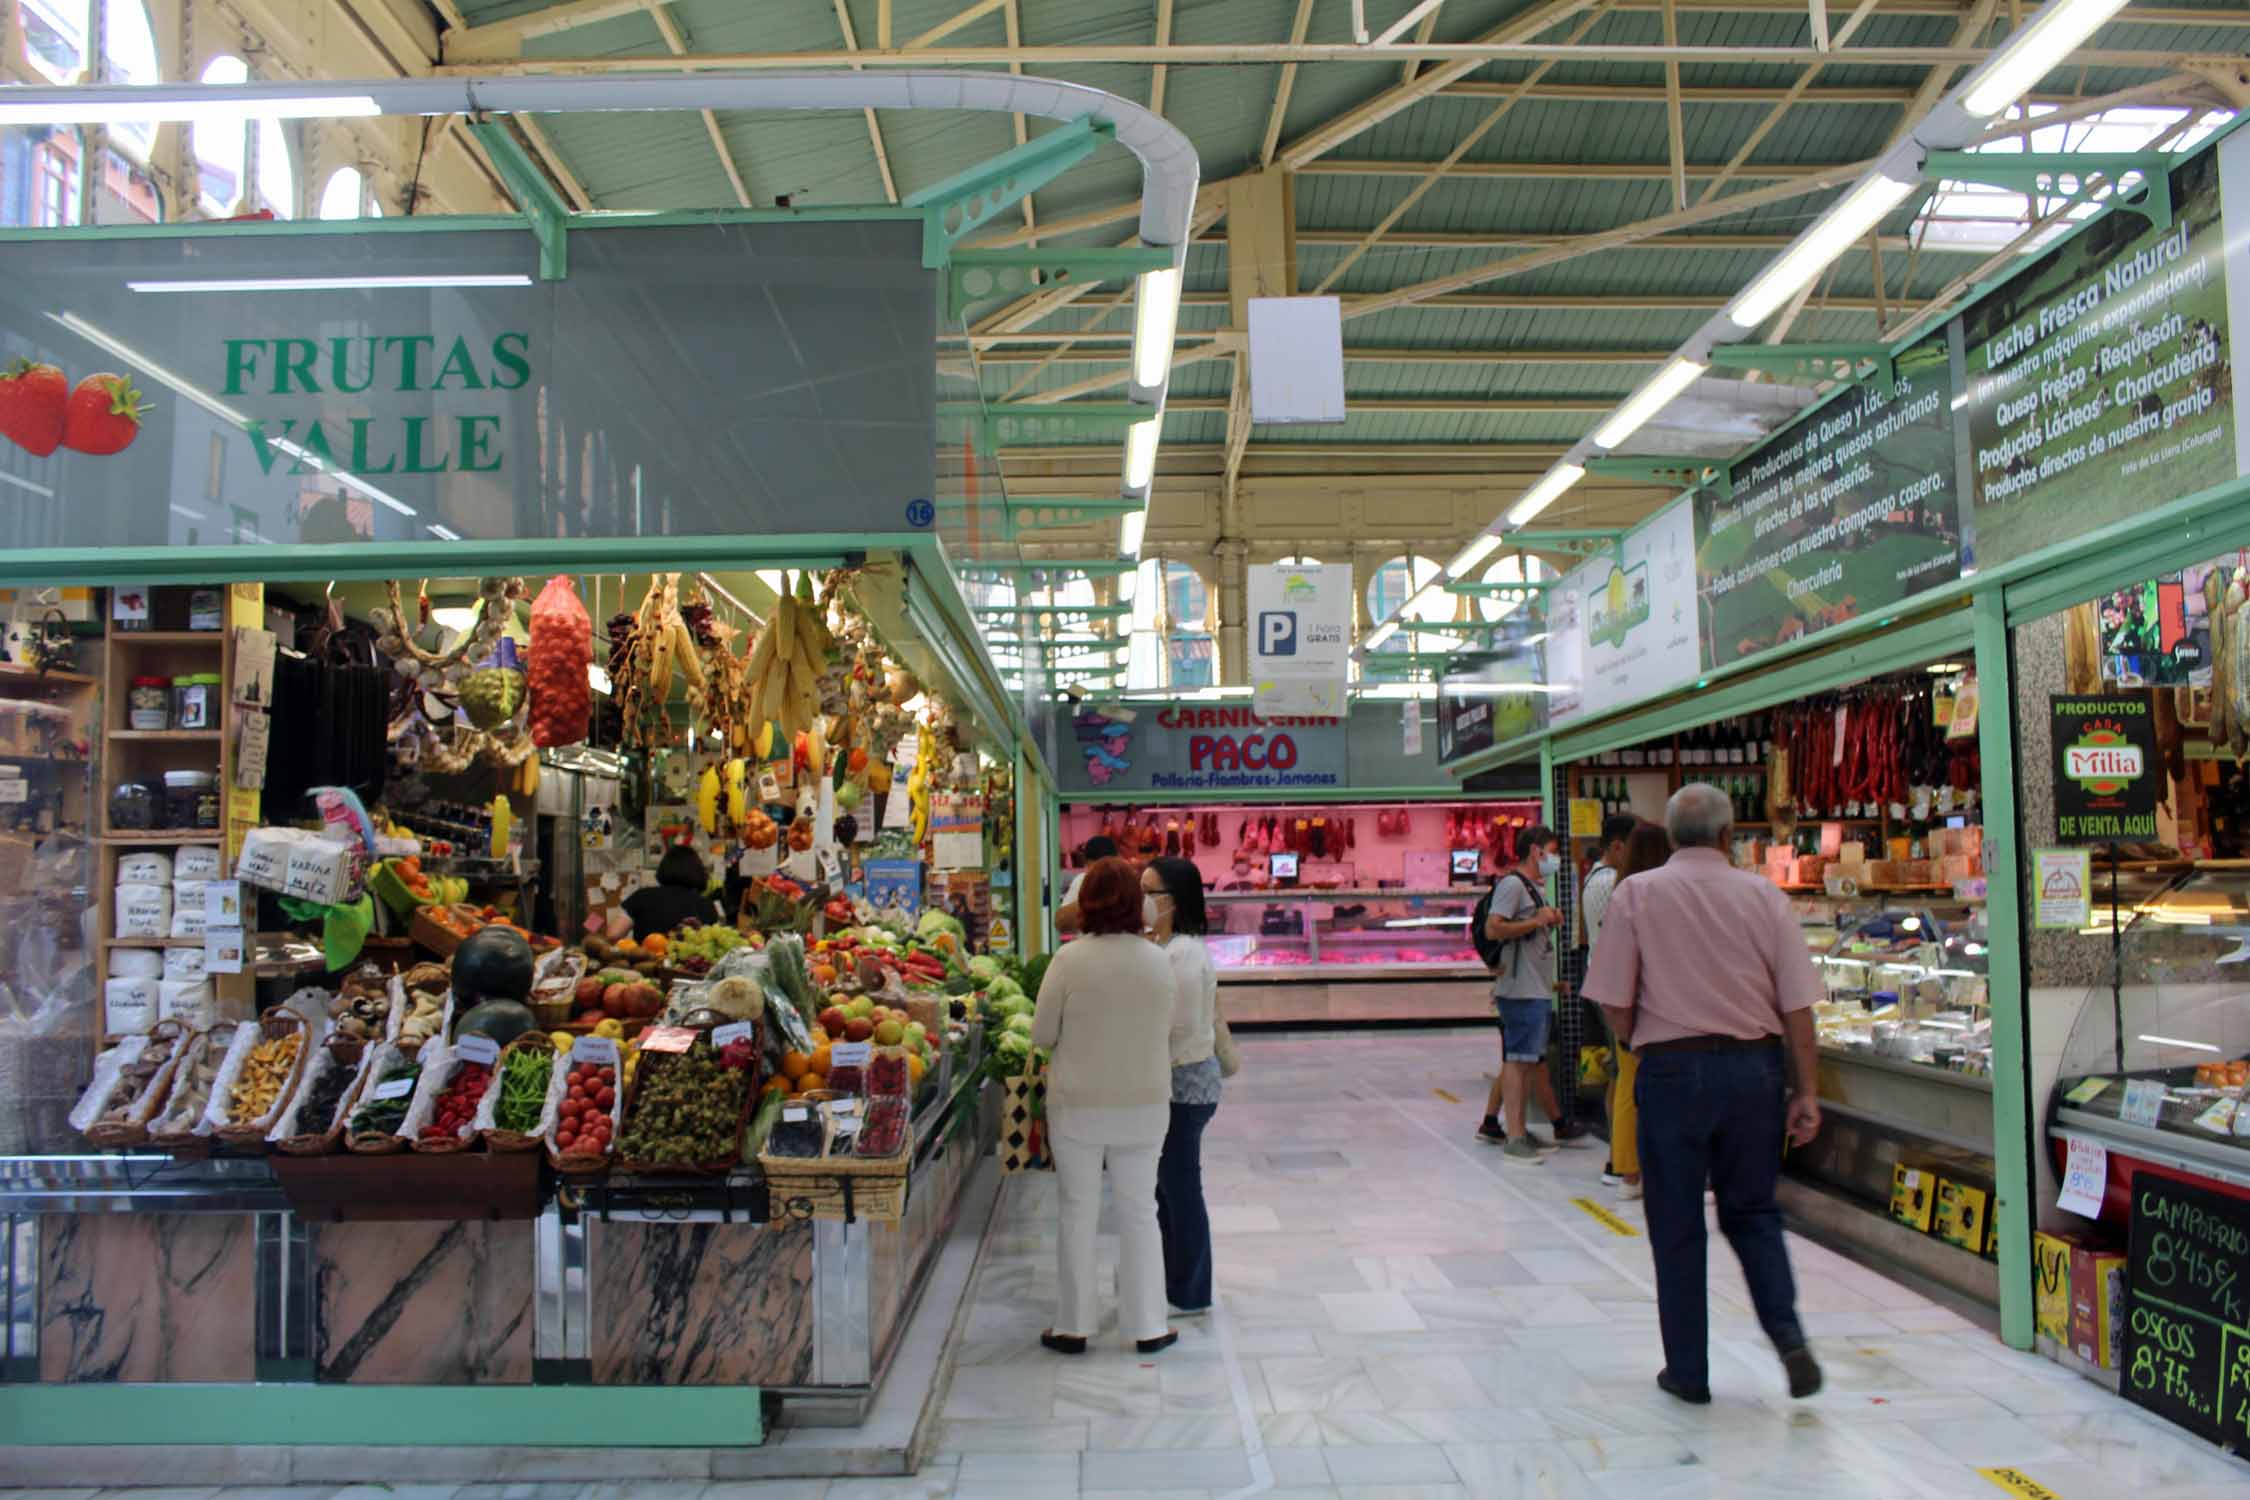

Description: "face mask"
1538 852 1561 878
1144 895 1164 929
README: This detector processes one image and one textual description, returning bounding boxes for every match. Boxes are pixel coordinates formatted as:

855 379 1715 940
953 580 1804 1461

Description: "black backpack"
1470 873 1540 972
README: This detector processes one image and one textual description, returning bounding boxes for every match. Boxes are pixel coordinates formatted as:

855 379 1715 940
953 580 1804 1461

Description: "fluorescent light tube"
1131 266 1183 389
2137 1033 2222 1054
1123 416 1161 491
1505 463 1586 527
1592 357 1706 450
1960 0 2135 118
0 93 382 127
1447 533 1503 577
1728 175 1917 330
130 275 534 294
1364 620 1401 651
1119 504 1148 559
1114 568 1137 604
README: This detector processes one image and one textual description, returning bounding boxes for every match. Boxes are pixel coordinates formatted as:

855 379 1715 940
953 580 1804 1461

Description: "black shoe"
1780 1344 1823 1399
1474 1120 1507 1146
1137 1330 1180 1354
1552 1122 1593 1146
1040 1330 1088 1356
1656 1369 1711 1405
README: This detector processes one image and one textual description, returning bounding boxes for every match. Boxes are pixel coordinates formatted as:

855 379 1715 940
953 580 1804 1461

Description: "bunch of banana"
909 720 935 845
616 573 702 748
723 759 751 827
697 763 722 836
745 582 836 748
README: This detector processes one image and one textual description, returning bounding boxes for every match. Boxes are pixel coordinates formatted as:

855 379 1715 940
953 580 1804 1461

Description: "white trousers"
1050 1128 1166 1343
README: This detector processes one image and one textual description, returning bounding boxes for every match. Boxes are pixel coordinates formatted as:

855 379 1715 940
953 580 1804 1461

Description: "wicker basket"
83 1019 190 1149
146 1024 238 1151
613 1027 763 1177
273 1038 372 1156
481 1032 558 1153
344 1044 421 1154
213 1009 312 1147
546 1035 624 1178
759 1147 910 1223
407 1042 500 1155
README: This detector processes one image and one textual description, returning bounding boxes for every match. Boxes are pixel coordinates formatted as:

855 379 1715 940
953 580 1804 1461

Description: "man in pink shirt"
1582 782 1825 1406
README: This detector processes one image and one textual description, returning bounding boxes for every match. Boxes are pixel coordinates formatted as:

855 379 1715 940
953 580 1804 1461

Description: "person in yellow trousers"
1581 816 1639 1198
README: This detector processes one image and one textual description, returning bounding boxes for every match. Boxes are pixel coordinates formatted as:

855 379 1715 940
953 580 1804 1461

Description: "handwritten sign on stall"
2123 1172 2250 1455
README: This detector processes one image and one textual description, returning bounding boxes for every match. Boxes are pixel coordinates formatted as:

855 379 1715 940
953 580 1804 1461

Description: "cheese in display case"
1809 904 1993 1077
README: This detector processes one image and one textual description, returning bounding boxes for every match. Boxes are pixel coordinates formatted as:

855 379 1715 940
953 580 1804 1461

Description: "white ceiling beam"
1313 5 1612 295
905 0 1011 49
1261 0 1320 169
1696 62 1829 204
433 40 2211 70
1025 289 1894 315
1830 0 1885 47
1156 396 1619 413
831 0 901 204
977 344 1670 366
1298 158 1856 179
1401 1 1445 83
1372 0 1449 48
1438 81 2098 103
437 0 2250 61
1810 0 1832 49
1149 0 1175 115
642 3 753 206
1002 0 1032 233
1663 0 1688 209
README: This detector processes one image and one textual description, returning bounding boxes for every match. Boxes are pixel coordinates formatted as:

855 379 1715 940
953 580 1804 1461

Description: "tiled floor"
13 1032 2249 1499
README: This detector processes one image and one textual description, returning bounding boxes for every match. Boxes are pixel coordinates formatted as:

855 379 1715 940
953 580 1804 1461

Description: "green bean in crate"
493 1047 553 1132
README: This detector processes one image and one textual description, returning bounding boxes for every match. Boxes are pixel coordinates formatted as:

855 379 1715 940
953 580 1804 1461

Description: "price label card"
2056 1137 2108 1218
639 1026 697 1054
783 1105 809 1122
0 778 26 805
373 1075 416 1101
712 1021 757 1048
830 1041 873 1068
454 1034 500 1066
204 879 243 928
2063 1076 2114 1106
2122 1079 2167 1128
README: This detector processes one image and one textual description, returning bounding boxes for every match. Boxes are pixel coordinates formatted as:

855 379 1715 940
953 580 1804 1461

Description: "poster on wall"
2051 693 2160 841
1963 147 2236 571
1695 333 1962 669
1247 562 1352 716
1547 498 1700 726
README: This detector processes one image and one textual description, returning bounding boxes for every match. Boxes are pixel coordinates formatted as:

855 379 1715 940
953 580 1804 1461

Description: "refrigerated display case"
1208 887 1490 1024
1781 897 2001 1303
2048 867 2250 1212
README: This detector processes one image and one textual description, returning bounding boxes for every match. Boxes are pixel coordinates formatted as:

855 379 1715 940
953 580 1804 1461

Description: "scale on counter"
1269 851 1299 887
1450 849 1483 884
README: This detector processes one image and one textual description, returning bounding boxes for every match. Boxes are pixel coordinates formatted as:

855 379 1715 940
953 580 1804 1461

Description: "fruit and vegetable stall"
3 561 1039 1430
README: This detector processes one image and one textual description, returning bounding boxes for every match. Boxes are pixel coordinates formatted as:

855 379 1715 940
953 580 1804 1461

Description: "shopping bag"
997 1057 1052 1172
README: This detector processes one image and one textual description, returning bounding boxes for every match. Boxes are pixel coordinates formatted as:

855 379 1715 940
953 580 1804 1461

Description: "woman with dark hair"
1032 857 1182 1355
1143 855 1221 1316
1599 820 1673 1201
622 843 722 941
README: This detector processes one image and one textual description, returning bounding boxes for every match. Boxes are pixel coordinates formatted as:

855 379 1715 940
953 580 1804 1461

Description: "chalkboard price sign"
2124 1172 2250 1455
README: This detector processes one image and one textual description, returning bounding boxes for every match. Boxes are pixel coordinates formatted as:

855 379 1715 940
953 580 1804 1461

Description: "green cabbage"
1004 1013 1034 1037
968 955 1002 982
916 909 966 944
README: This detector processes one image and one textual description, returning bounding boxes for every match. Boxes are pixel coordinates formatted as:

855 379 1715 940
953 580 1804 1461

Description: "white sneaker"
1618 1179 1643 1201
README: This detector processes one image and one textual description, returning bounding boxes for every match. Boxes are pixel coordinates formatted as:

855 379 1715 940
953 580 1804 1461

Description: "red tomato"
596 1087 616 1109
557 1129 576 1149
599 1067 616 1085
561 1099 582 1120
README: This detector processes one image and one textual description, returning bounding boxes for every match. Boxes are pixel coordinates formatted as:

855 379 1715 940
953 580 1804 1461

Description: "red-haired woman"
1031 856 1181 1355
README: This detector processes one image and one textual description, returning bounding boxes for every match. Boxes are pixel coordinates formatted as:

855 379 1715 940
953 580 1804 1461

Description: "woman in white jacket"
1144 855 1221 1316
1031 857 1181 1355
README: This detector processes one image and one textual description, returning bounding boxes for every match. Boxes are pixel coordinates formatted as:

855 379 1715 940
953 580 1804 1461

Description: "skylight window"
1913 105 2233 254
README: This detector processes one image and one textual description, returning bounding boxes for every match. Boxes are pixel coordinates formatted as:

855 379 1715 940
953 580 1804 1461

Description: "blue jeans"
1155 1101 1218 1311
1635 1044 1806 1389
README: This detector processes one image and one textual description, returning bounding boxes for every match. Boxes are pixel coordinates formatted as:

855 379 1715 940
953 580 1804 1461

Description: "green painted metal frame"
1923 150 2175 234
0 1383 761 1447
948 245 1171 322
974 602 1131 619
1582 458 1726 500
1445 580 1557 598
962 559 1138 578
1056 782 1484 808
1972 585 2034 1351
905 115 1114 267
1709 341 1895 395
952 401 1149 450
467 119 570 279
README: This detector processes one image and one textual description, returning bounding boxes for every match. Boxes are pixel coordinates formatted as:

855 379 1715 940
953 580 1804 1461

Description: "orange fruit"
908 1053 927 1084
644 933 669 958
809 1044 833 1076
763 1076 789 1095
781 1050 811 1081
799 1071 826 1093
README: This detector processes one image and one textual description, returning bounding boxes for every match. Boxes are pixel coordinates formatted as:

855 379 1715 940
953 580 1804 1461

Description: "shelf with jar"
95 584 262 1041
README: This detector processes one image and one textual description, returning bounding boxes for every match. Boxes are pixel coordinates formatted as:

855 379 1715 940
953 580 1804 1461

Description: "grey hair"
1666 782 1734 849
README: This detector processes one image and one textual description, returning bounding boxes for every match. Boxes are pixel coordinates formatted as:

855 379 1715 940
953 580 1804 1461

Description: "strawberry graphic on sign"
2064 718 2144 798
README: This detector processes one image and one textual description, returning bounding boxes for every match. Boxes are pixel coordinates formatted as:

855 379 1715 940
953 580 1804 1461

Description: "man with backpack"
1474 824 1570 1165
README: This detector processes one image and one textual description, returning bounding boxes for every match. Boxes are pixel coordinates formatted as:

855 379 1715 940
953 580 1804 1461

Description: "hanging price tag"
712 1021 758 1048
454 1034 500 1066
639 1026 697 1054
373 1075 416 1102
830 1041 873 1068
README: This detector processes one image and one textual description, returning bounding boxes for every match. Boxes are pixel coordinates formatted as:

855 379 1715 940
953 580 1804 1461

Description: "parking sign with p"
1260 610 1297 656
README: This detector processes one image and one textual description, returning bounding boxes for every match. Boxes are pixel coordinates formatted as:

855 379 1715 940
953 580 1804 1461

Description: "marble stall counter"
315 1220 534 1384
587 1218 814 1386
40 1213 256 1382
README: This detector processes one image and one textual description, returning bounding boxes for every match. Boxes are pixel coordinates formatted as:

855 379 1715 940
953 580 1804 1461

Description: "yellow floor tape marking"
1570 1197 1640 1236
1978 1468 2064 1500
1432 1088 1461 1104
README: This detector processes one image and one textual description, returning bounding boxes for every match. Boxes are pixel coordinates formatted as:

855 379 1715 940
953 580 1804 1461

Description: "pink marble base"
588 1219 813 1386
314 1220 533 1383
40 1215 255 1382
